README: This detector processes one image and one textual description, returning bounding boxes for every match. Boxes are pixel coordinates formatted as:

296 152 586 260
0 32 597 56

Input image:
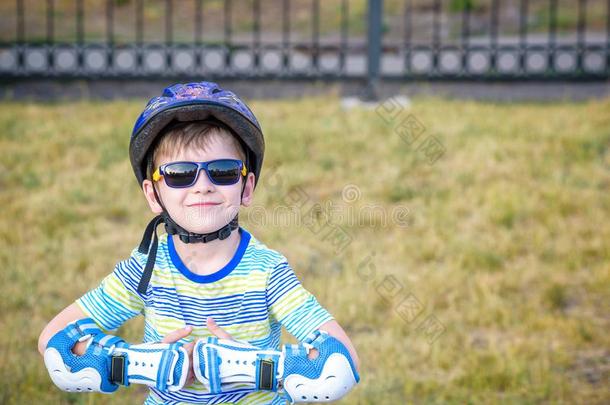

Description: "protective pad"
43 318 119 393
281 330 360 403
193 337 282 394
113 341 189 392
193 331 359 402
44 318 190 394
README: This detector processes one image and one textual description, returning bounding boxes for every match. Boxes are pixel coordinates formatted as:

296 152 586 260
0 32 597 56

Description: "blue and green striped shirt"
76 227 333 404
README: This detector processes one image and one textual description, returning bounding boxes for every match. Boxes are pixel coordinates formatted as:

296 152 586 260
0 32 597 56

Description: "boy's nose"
192 168 215 193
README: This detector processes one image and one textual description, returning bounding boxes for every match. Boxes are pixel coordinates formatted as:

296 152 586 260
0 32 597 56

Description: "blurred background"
0 1 609 404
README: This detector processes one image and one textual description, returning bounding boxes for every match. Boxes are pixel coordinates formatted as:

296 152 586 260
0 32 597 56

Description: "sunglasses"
152 159 247 188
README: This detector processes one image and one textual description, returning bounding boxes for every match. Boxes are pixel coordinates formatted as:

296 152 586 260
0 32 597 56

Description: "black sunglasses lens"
207 160 241 185
164 162 199 187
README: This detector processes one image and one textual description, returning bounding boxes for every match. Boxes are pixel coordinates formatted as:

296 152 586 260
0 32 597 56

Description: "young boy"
38 82 360 404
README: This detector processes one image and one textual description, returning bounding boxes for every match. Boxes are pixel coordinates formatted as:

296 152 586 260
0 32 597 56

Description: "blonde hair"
149 121 246 178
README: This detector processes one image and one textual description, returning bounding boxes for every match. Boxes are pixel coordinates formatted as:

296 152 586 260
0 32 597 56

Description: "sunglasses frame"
152 159 247 188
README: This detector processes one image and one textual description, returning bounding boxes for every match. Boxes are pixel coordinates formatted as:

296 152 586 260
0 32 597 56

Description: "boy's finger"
307 348 320 360
183 341 195 354
161 326 193 343
186 370 194 387
206 317 233 340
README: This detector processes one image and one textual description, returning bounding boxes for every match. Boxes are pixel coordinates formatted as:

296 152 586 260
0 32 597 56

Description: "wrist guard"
193 330 359 402
43 318 189 394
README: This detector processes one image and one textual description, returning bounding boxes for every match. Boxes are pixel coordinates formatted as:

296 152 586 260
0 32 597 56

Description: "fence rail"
1 0 609 88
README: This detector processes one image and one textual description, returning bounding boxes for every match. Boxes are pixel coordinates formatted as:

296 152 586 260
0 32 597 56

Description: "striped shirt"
76 227 333 404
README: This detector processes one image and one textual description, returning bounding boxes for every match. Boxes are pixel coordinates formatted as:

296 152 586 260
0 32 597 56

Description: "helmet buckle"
218 226 232 240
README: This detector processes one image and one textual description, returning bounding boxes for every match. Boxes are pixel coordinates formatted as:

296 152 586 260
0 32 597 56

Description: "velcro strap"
110 354 128 385
156 348 176 392
65 318 102 340
255 353 280 391
90 334 127 356
302 330 330 349
283 344 308 357
206 344 222 394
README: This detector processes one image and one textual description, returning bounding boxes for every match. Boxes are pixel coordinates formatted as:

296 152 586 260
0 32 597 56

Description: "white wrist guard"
43 318 189 394
110 341 190 392
193 330 359 403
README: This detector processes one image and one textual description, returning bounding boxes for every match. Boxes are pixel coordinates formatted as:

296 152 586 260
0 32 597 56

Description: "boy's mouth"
186 202 221 207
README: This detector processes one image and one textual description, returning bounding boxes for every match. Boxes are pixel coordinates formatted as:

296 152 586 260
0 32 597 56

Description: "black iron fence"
1 0 608 85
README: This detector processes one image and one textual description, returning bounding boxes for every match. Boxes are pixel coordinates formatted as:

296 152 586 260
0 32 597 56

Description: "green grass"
1 95 609 404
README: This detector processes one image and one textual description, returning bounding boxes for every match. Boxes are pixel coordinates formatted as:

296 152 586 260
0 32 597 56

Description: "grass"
1 93 609 404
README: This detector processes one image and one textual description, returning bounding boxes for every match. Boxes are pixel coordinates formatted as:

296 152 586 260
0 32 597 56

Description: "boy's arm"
265 259 360 368
317 319 360 373
38 302 89 356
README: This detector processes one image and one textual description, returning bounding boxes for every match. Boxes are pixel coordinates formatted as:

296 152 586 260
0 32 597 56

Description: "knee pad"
193 330 359 403
43 318 190 394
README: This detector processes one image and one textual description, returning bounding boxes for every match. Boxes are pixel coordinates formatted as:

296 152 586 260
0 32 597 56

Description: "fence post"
365 0 383 100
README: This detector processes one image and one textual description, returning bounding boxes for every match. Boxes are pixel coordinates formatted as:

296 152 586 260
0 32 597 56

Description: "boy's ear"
142 179 164 214
240 173 256 207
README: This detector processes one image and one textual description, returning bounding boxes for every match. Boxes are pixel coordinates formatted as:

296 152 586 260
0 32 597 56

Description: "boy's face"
142 133 255 234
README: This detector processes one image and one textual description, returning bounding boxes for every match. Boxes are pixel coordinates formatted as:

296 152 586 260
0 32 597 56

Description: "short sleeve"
266 259 334 341
75 248 146 331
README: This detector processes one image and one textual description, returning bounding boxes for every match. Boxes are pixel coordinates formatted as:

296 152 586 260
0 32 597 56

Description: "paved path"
1 79 608 102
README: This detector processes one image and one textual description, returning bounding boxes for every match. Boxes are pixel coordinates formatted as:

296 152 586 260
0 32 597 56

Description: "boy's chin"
171 209 239 235
179 219 232 235
187 225 226 234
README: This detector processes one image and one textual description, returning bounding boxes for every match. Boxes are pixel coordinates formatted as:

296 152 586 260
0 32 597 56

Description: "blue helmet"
129 81 265 188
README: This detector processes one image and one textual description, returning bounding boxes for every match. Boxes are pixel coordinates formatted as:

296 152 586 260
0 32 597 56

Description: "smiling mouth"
187 202 221 207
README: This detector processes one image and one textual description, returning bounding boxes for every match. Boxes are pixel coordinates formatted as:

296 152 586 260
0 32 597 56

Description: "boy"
38 82 360 404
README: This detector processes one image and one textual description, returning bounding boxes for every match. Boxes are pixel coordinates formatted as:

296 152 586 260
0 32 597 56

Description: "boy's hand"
162 326 195 387
206 317 319 359
161 318 233 388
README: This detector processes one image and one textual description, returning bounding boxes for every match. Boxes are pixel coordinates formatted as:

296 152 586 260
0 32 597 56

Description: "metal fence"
1 0 608 87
